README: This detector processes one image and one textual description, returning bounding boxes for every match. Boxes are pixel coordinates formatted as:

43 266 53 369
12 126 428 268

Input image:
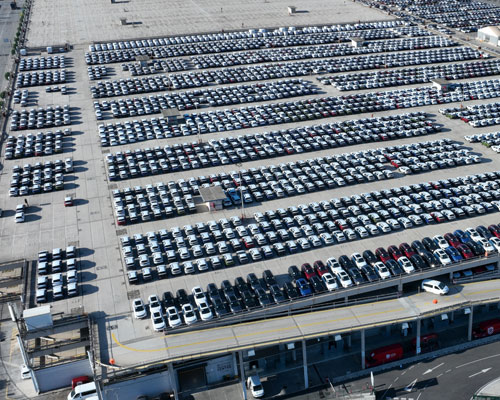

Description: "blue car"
295 278 312 296
445 246 463 263
454 229 471 244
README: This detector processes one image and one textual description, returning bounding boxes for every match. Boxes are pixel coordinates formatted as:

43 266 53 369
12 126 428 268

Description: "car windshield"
253 384 263 391
438 283 446 290
135 305 144 311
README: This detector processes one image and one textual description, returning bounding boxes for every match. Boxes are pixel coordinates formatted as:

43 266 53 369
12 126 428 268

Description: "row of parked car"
9 158 73 197
110 138 474 226
441 101 500 128
16 70 67 88
189 36 456 69
131 222 499 329
119 171 500 277
122 59 190 76
35 247 79 303
319 60 500 91
87 66 108 80
89 47 482 96
10 105 71 131
19 55 66 71
93 79 316 117
100 108 434 149
100 76 500 145
371 0 500 32
104 116 439 181
5 129 72 159
465 131 500 153
85 26 405 65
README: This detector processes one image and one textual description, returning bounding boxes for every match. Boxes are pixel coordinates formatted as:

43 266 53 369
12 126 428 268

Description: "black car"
411 239 426 253
175 289 190 307
262 269 277 288
213 297 230 317
229 300 243 313
339 255 356 270
240 290 258 309
467 241 485 256
162 291 175 308
409 254 426 270
310 275 326 293
269 284 286 303
234 277 249 295
246 273 262 291
477 225 493 239
422 236 439 252
347 266 366 285
221 280 237 298
362 249 378 265
283 282 299 299
288 265 302 280
254 287 272 306
419 250 440 268
360 265 379 282
385 259 404 275
206 283 221 303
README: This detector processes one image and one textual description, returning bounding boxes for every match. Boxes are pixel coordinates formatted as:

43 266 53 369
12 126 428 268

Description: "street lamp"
236 162 245 220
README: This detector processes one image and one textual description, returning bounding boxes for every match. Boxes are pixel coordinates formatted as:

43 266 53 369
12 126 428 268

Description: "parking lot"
6 1 500 374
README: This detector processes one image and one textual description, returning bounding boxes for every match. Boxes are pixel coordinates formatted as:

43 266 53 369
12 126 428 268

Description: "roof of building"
199 186 226 202
479 26 500 37
351 37 364 42
432 78 449 86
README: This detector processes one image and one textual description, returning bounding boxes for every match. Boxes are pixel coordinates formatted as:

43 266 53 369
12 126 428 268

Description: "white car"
182 304 198 325
132 298 147 319
333 269 353 288
376 221 391 233
466 228 482 242
151 311 166 332
489 237 500 252
476 237 496 253
433 249 452 265
397 256 415 274
351 253 367 268
372 262 392 280
421 279 449 296
148 294 162 315
15 211 25 223
198 302 213 321
321 273 338 291
192 286 207 307
433 235 449 250
166 306 182 328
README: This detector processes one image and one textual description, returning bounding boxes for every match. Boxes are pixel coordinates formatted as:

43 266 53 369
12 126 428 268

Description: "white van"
421 279 449 296
247 375 264 398
67 382 97 400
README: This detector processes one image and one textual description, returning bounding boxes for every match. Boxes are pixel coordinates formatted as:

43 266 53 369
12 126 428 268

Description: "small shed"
477 26 500 46
351 37 365 48
161 109 181 125
432 78 453 92
199 186 226 211
136 54 150 67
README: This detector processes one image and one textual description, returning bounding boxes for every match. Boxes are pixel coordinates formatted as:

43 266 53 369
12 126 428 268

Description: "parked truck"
365 343 403 368
472 318 500 339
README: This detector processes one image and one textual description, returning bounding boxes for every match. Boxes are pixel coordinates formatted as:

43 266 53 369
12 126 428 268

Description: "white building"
477 26 500 46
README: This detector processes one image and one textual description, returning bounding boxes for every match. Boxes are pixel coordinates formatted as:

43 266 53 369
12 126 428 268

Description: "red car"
457 244 474 259
431 212 445 223
488 224 500 238
399 242 416 258
387 245 403 261
444 233 460 248
375 247 391 263
313 260 329 276
301 263 317 280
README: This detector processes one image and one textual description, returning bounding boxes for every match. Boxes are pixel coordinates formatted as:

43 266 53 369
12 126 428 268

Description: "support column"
415 319 421 355
233 352 238 377
468 306 474 342
397 280 403 292
302 340 309 389
347 334 352 348
239 351 247 400
450 311 454 323
167 362 179 400
361 329 366 369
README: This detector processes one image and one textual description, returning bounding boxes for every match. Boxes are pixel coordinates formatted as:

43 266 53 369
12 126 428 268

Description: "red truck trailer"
365 343 403 368
472 319 500 339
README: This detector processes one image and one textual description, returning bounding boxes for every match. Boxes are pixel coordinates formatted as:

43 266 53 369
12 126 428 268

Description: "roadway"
107 278 500 367
342 338 500 400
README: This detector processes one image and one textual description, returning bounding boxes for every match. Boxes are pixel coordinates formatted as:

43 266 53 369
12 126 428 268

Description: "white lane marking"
423 362 444 375
468 368 492 378
456 354 500 369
